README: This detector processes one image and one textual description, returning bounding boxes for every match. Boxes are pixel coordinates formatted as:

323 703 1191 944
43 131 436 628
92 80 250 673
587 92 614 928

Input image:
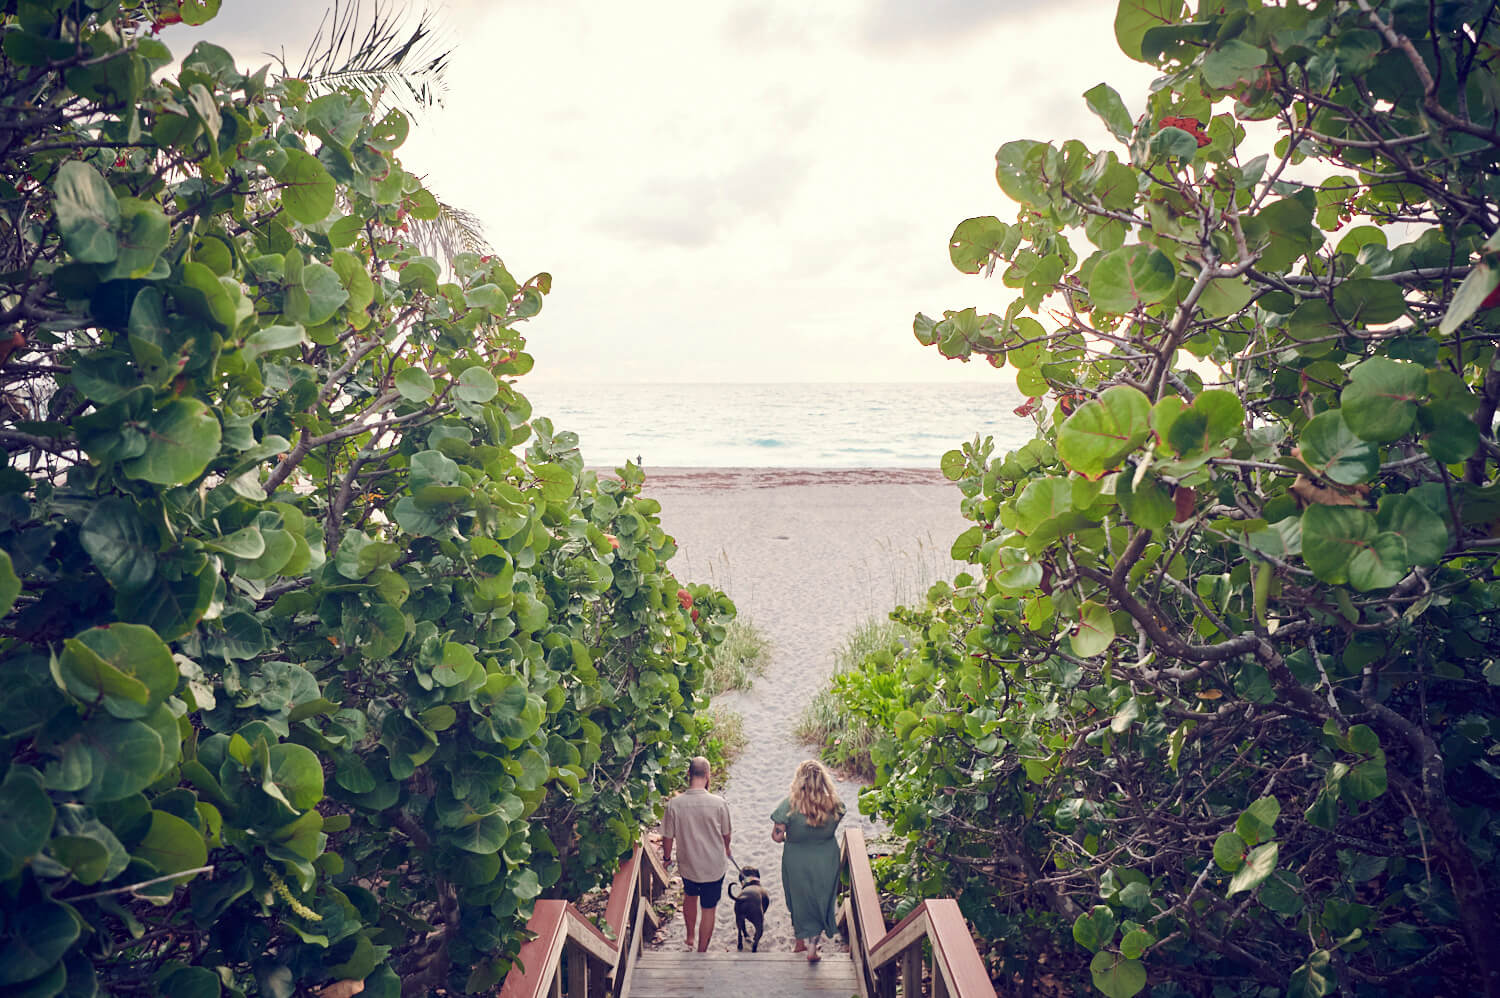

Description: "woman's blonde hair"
788 759 841 827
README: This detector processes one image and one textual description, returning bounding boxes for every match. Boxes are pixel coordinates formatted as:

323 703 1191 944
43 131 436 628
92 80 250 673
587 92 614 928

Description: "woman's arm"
771 822 786 843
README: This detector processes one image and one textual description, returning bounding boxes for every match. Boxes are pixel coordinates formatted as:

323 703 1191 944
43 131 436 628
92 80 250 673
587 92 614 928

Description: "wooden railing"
838 827 998 998
498 840 670 998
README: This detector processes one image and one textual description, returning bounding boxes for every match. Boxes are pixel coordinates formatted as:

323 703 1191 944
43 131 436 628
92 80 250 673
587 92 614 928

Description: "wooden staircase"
629 950 860 998
497 828 996 998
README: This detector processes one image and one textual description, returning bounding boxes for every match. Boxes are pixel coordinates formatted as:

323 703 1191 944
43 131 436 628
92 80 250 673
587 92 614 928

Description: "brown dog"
727 866 771 952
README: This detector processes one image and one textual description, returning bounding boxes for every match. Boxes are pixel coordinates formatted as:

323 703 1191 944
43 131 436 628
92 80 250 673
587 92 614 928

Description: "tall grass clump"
699 706 748 779
796 615 912 779
702 616 771 696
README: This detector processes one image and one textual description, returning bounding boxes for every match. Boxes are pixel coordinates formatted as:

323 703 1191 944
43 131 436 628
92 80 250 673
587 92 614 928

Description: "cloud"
857 0 1074 46
597 152 809 247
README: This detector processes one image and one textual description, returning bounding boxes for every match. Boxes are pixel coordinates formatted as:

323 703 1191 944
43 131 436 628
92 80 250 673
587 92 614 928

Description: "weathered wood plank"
628 949 860 997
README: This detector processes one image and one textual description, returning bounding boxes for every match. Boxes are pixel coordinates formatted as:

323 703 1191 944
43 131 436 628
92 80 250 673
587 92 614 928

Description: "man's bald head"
688 756 711 785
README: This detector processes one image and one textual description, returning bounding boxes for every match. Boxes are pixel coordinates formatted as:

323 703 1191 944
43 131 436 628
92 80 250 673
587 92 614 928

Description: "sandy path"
639 468 971 953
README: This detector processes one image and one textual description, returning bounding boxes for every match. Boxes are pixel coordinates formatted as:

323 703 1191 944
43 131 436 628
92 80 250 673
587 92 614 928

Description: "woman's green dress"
771 796 846 940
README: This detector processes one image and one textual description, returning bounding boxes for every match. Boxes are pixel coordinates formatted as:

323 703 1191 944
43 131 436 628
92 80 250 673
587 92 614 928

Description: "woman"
770 759 846 962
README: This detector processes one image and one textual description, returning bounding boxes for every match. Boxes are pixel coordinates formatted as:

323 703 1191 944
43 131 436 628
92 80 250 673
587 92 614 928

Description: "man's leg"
682 895 699 949
697 904 716 952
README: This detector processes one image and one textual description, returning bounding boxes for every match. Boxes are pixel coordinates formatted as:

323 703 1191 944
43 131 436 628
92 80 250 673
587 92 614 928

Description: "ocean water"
519 382 1037 468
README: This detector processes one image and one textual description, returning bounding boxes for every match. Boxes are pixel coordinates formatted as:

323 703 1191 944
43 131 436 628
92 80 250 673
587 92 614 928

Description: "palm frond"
408 192 491 261
289 0 451 118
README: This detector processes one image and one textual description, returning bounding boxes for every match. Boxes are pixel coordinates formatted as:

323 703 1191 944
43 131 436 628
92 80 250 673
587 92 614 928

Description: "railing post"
900 943 922 997
566 940 587 998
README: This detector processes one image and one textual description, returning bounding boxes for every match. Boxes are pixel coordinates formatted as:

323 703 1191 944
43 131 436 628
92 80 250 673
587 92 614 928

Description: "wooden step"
628 949 860 998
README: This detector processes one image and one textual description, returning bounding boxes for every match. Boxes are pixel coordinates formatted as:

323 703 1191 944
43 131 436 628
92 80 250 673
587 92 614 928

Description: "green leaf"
1084 83 1134 144
1376 494 1448 564
0 549 18 618
1057 385 1151 476
1301 504 1376 585
1235 796 1281 847
79 498 157 592
1440 259 1500 335
1072 601 1115 657
395 366 435 402
1115 0 1185 62
242 324 307 363
265 742 325 811
1117 470 1174 530
1288 950 1337 998
1347 531 1408 591
0 902 78 986
278 149 336 224
456 366 499 403
1201 38 1267 89
1227 840 1278 896
53 160 120 263
58 623 178 720
108 198 171 279
1343 758 1387 801
1332 278 1408 325
1253 197 1322 271
1089 245 1176 313
0 766 53 874
122 399 222 486
1340 358 1425 443
298 262 349 326
948 216 1008 274
1213 831 1246 872
1072 904 1117 952
135 809 208 881
78 717 164 802
1298 410 1378 485
1089 951 1147 998
113 562 214 640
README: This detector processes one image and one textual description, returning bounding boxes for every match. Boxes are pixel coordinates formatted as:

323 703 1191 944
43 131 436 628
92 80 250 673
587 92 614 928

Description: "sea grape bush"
0 2 731 996
841 1 1500 996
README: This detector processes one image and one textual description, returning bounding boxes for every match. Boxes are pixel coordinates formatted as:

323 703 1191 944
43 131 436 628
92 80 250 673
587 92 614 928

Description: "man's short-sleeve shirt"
662 788 732 883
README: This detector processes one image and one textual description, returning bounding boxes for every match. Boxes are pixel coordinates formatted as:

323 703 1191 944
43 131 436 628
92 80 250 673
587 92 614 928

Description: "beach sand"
638 468 973 954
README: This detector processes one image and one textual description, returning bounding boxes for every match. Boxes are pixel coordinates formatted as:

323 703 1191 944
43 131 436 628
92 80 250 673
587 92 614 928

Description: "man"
661 756 732 952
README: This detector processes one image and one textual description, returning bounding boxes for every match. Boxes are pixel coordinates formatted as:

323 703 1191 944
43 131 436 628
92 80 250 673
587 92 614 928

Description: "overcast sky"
168 0 1157 383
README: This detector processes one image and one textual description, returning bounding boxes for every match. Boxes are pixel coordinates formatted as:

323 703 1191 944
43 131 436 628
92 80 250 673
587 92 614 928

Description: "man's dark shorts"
682 876 724 909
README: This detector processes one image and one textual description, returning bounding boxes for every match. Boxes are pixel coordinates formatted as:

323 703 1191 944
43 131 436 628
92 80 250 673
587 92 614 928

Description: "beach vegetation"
837 2 1500 996
702 615 771 695
796 616 913 779
0 4 730 996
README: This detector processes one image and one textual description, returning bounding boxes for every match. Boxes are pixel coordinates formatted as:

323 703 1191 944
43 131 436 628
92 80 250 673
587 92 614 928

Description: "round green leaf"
79 498 158 592
1213 830 1246 872
265 742 324 811
1347 531 1408 591
395 366 435 402
1343 758 1387 801
1375 494 1448 565
53 160 120 263
1089 951 1147 998
112 562 215 641
134 809 208 880
1301 504 1376 584
1089 245 1176 313
0 766 54 873
1340 357 1425 443
456 365 499 403
1072 904 1117 953
278 149 336 224
1227 841 1279 896
1235 797 1281 847
121 399 222 486
78 717 164 802
0 902 78 986
1057 385 1151 477
1332 278 1408 325
948 216 1007 274
1115 0 1185 61
1071 601 1115 657
1298 410 1378 485
58 623 178 720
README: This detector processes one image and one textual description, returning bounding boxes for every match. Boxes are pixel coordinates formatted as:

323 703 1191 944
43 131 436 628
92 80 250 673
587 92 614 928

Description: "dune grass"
702 616 770 696
795 615 913 780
